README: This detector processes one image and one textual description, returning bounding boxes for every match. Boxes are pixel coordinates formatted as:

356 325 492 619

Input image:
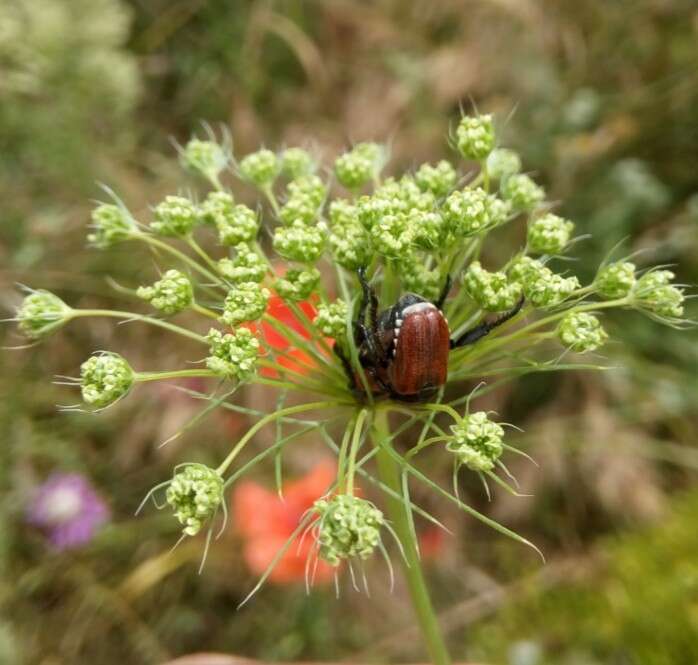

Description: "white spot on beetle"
402 302 437 316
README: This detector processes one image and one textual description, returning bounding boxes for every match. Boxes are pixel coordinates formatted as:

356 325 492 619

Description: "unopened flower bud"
314 300 348 340
150 196 199 237
595 262 636 299
280 147 316 179
523 266 580 308
464 261 523 312
17 290 72 339
136 270 193 315
89 203 137 248
166 464 224 536
486 148 521 181
274 268 320 302
558 312 608 353
633 270 685 319
501 174 545 212
279 175 327 225
443 188 508 237
273 221 326 263
370 213 414 259
415 160 457 197
217 244 267 283
219 282 270 326
314 495 384 566
527 213 575 255
455 114 495 161
80 352 134 408
239 149 280 187
411 210 448 250
202 192 259 246
334 142 384 190
447 411 504 472
180 138 229 183
328 200 373 270
399 260 441 301
206 327 260 380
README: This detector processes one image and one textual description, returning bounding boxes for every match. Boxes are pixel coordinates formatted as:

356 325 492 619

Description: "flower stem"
371 409 452 665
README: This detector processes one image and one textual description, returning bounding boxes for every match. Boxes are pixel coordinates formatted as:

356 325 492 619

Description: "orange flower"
233 460 336 584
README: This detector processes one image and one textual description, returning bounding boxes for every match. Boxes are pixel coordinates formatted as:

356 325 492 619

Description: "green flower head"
370 213 414 259
415 160 457 198
17 290 72 339
280 147 316 179
510 258 580 308
314 299 348 340
334 142 385 190
447 411 504 472
180 138 229 183
217 244 267 283
273 221 326 263
527 213 575 255
558 312 608 353
411 210 449 251
80 352 134 408
314 494 384 566
239 149 280 187
201 192 259 246
274 267 321 302
633 270 685 319
88 203 137 248
150 196 200 237
328 200 373 270
166 464 224 536
136 270 193 315
486 148 522 181
464 261 523 312
219 282 270 326
443 188 509 237
206 327 260 381
455 113 495 161
399 259 442 302
501 174 545 212
279 175 327 225
595 261 636 300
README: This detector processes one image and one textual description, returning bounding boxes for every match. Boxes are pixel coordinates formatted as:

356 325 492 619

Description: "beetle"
335 268 524 402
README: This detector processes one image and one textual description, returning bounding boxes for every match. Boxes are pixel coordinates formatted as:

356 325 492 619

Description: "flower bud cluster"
217 244 267 283
17 290 72 339
137 270 193 315
314 495 384 566
166 464 224 536
273 221 326 263
180 138 229 182
633 270 685 319
527 213 575 255
280 147 316 179
399 261 441 302
447 411 504 472
595 261 636 299
500 174 545 212
150 196 199 236
443 187 509 238
274 268 320 302
314 300 348 340
89 203 136 248
80 352 134 408
455 114 495 160
464 261 523 312
334 142 384 190
219 283 270 326
328 200 372 270
206 328 260 381
486 148 521 181
510 257 580 308
415 160 457 197
201 193 259 246
239 149 279 187
558 312 608 353
279 175 327 225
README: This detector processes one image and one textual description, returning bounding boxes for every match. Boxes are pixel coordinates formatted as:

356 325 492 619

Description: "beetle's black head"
378 293 429 330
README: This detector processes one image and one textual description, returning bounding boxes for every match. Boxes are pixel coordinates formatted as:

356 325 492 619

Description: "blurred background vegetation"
1 1 697 663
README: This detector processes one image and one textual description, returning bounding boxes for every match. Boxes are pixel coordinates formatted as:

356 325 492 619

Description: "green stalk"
371 409 452 665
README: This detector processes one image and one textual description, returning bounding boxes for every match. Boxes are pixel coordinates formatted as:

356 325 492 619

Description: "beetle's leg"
333 343 356 392
357 267 384 357
450 296 525 349
435 274 452 310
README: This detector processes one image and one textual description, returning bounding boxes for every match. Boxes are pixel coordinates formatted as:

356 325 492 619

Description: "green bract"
464 262 523 312
151 196 199 237
80 352 134 408
205 328 259 381
89 203 136 248
17 290 72 339
528 213 575 255
455 114 495 160
447 412 504 472
558 312 608 353
219 282 270 326
314 495 384 566
239 149 279 187
166 464 224 536
274 268 320 302
136 269 193 315
596 261 637 299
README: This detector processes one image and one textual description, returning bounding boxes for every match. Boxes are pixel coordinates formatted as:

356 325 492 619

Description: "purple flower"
26 473 109 550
